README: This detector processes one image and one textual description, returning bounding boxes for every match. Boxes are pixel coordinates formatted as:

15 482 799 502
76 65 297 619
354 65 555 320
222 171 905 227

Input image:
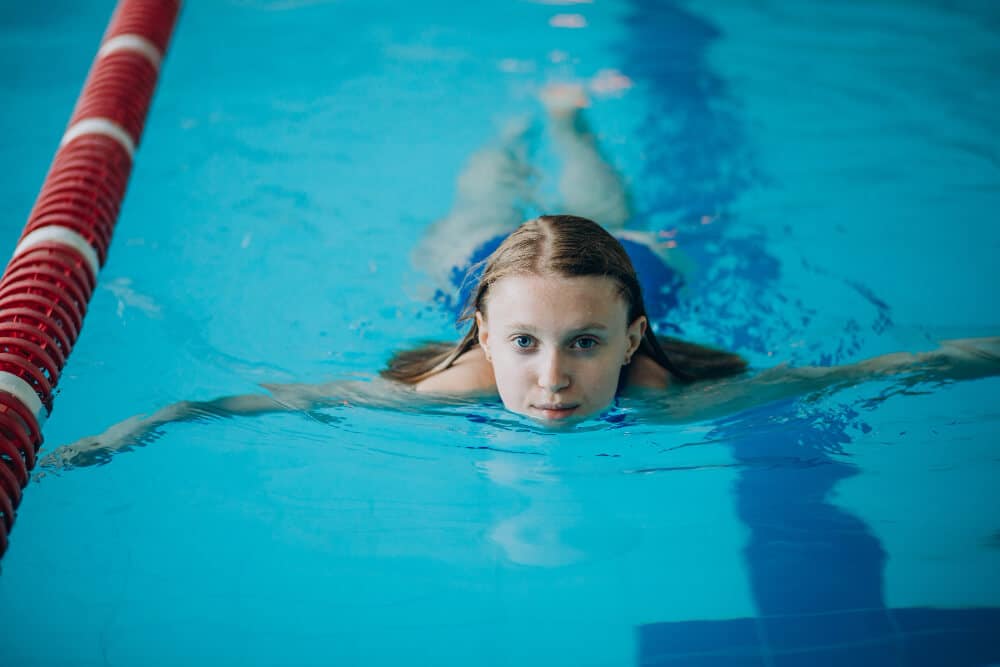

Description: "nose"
537 350 570 393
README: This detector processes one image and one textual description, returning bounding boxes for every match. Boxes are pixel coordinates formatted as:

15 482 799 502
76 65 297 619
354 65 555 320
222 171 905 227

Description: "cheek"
584 356 623 400
490 353 528 398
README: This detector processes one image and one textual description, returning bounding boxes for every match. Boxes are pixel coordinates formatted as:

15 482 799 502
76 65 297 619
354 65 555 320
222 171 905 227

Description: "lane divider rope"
97 34 163 70
0 374 47 426
60 118 137 159
0 0 181 558
13 227 102 281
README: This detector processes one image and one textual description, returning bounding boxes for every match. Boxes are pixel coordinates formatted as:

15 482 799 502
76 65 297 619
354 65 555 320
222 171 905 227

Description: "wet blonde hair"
383 215 745 384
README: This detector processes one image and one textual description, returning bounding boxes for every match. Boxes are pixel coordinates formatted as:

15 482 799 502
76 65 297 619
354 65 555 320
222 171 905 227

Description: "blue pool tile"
638 618 766 666
638 608 1000 667
770 642 905 667
761 608 896 652
894 607 1000 666
638 617 761 655
642 655 768 667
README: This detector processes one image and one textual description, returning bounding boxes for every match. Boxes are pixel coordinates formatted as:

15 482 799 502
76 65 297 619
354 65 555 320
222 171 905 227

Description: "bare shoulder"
415 346 497 395
625 352 671 390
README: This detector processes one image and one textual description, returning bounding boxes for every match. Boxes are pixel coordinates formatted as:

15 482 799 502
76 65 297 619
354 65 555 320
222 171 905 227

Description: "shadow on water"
622 1 1000 664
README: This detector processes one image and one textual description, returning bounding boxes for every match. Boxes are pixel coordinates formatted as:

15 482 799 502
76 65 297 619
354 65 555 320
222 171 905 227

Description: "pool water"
1 1 999 665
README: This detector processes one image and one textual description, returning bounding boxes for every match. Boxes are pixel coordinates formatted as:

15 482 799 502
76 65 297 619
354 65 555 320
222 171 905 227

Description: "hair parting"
382 215 746 386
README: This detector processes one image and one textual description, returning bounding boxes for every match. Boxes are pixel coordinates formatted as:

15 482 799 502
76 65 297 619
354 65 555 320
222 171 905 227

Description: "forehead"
484 274 629 329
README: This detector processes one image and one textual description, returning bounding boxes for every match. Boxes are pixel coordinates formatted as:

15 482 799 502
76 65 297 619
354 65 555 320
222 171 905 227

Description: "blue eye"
513 335 534 349
573 337 599 350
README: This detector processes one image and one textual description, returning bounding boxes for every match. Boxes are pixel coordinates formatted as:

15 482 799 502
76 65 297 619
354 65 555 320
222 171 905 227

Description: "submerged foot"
539 82 590 119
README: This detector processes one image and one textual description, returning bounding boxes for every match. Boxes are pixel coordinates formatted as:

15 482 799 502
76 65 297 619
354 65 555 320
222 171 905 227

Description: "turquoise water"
1 1 999 665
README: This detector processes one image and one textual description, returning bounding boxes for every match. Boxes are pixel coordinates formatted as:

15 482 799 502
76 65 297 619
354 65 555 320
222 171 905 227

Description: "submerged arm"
653 337 1000 422
41 379 419 470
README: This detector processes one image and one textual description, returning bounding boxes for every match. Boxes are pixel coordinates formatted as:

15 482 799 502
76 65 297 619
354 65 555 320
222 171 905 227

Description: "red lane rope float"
0 393 42 471
0 309 74 362
0 294 80 352
6 245 99 293
4 266 92 316
0 0 181 558
0 280 86 336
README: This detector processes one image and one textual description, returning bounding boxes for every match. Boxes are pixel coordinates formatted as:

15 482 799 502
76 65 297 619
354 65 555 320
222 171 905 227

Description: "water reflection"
479 457 585 567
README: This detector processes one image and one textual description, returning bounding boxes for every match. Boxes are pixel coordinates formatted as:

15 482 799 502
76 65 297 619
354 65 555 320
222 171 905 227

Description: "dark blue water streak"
621 3 1000 664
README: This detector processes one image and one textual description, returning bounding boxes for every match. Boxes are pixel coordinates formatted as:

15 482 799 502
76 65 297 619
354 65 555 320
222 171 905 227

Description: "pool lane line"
0 0 182 558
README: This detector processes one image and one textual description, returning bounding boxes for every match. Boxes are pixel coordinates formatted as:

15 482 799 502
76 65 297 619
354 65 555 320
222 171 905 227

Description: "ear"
475 310 492 362
625 315 647 364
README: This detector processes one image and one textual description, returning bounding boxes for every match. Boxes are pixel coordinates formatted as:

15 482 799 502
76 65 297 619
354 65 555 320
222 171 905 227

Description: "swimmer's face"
476 274 646 424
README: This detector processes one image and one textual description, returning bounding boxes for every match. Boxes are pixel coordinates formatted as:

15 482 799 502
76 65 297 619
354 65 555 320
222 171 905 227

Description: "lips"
532 403 580 420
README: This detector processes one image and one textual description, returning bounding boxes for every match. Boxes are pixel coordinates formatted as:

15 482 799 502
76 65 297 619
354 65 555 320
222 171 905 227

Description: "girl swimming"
385 214 746 420
46 210 1000 469
43 89 1000 465
390 213 999 420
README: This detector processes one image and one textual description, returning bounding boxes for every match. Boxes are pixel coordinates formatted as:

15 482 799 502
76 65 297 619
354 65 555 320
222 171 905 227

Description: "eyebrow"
506 323 610 333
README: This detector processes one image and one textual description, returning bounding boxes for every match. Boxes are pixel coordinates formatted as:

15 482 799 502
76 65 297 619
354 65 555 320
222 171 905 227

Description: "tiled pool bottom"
639 607 1000 666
